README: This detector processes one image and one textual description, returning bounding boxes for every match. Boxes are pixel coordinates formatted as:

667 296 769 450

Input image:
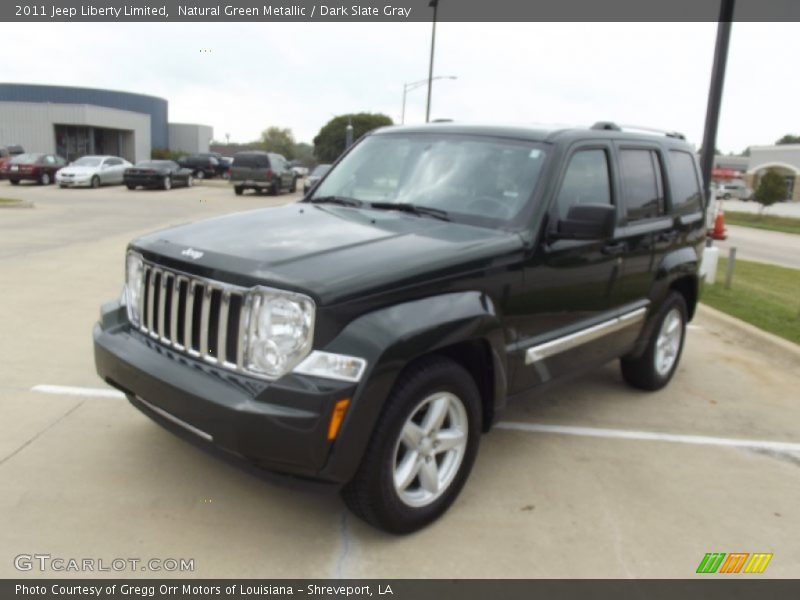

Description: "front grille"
135 262 250 369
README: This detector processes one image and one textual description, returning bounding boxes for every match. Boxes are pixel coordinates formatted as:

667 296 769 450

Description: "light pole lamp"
401 75 456 124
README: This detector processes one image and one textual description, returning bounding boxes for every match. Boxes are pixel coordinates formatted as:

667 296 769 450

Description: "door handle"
602 241 627 256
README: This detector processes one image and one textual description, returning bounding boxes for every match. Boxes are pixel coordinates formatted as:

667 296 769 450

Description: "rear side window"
234 154 269 168
555 149 611 219
619 149 664 221
668 150 703 214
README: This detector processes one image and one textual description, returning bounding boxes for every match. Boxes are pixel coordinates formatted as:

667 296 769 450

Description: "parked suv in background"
230 151 297 195
177 154 219 179
94 122 705 533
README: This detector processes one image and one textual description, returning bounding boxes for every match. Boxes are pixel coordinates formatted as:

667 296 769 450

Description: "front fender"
317 290 507 483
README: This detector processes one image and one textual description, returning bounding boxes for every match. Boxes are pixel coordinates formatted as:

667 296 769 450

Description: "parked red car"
0 145 24 179
2 153 67 185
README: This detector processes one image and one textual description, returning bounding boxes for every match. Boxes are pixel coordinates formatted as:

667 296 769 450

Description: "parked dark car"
230 151 296 195
303 163 332 193
95 122 706 533
0 145 25 179
218 156 233 179
177 154 219 179
3 152 66 185
124 160 193 190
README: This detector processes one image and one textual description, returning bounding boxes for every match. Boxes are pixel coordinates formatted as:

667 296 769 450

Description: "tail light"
227 168 232 178
266 169 274 178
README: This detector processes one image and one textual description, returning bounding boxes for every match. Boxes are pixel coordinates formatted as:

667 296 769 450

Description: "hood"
60 166 99 176
133 203 524 306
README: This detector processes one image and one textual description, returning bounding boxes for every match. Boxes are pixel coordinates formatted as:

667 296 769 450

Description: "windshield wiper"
369 202 450 221
306 195 363 208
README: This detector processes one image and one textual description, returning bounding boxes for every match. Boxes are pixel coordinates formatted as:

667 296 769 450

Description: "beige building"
744 145 800 202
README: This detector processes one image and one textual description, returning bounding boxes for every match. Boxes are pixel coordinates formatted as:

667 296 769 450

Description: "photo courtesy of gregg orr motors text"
14 554 194 573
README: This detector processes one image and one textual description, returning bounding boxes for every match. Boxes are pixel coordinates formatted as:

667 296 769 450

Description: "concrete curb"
0 200 34 209
696 303 800 370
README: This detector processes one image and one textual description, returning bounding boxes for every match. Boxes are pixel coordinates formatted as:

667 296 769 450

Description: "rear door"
611 144 673 310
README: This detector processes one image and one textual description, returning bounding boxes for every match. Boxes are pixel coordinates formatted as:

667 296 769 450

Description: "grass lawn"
0 197 23 205
701 257 800 345
724 211 800 235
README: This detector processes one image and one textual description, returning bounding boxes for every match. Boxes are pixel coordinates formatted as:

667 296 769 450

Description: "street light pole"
402 76 456 124
700 0 735 211
425 0 439 123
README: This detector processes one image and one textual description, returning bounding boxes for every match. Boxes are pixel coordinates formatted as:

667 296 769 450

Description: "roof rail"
590 121 686 140
591 121 621 131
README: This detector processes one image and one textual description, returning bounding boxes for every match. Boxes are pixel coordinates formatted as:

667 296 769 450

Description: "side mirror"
553 203 616 241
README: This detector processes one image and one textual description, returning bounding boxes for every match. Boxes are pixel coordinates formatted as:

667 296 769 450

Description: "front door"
510 143 624 393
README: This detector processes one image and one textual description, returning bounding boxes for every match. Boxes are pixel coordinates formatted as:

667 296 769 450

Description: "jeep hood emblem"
181 248 204 260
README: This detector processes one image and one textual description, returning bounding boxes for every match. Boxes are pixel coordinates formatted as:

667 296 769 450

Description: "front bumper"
57 177 91 187
93 300 358 482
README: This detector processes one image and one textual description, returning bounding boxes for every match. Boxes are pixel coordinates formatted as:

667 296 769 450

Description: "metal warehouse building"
0 83 211 163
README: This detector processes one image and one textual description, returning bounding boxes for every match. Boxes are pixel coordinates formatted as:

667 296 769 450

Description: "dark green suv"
230 150 297 195
94 122 706 533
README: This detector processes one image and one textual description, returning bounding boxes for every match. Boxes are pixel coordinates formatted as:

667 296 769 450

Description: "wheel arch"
318 291 508 482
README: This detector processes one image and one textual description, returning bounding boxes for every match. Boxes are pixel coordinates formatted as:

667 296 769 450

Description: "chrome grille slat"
158 273 169 341
237 293 252 369
146 267 157 337
218 290 230 365
199 284 212 359
185 281 196 355
170 275 180 347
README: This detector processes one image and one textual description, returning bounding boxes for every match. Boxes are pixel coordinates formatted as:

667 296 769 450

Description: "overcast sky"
3 22 798 152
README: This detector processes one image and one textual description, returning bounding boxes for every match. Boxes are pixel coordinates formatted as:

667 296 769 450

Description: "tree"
753 169 786 216
313 113 393 162
775 134 800 145
260 127 296 159
292 142 314 166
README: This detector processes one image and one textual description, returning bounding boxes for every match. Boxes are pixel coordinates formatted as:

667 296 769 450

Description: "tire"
723 193 731 200
91 175 100 189
162 176 172 191
39 173 51 185
195 170 205 179
9 179 19 185
341 356 482 534
234 186 244 196
620 292 688 391
59 184 67 189
126 184 136 190
186 175 193 188
289 177 297 193
271 179 280 196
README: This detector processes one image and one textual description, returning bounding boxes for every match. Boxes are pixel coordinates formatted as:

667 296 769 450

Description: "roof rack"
590 121 686 140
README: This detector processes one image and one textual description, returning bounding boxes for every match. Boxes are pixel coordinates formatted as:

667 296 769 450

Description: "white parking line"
495 422 800 454
31 384 125 399
30 385 800 454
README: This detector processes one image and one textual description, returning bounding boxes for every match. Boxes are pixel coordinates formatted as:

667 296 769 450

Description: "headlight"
245 287 315 379
124 251 145 326
294 351 367 382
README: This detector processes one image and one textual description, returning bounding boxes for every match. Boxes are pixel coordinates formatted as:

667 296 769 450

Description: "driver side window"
555 149 611 219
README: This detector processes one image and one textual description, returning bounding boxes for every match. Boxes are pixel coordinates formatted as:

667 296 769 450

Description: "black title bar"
4 0 800 22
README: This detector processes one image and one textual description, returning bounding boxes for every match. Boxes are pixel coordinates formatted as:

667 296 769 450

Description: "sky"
2 21 798 153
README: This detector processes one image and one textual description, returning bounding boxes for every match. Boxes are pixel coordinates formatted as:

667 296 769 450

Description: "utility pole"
425 0 439 123
700 0 735 213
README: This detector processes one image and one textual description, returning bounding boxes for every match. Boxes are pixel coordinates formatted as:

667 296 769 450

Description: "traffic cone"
711 208 727 240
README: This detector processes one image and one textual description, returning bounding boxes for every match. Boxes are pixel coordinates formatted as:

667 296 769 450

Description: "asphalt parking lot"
1 181 799 578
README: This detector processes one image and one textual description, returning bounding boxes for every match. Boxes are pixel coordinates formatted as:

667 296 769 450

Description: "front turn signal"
327 398 351 441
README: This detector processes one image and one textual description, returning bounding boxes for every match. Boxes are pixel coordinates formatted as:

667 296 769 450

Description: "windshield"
73 157 103 167
311 164 331 177
311 133 547 224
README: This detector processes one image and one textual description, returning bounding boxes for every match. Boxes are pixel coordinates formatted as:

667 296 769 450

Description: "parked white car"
56 155 132 188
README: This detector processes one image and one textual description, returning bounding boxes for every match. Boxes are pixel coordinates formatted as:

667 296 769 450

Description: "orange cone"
711 208 727 240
